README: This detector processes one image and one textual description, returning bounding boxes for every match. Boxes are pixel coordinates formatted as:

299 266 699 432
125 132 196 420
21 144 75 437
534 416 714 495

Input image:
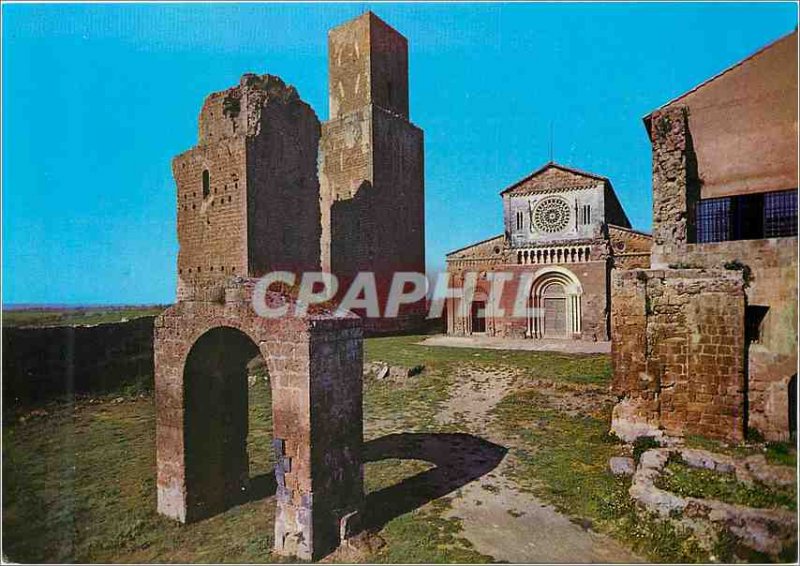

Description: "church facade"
445 162 650 341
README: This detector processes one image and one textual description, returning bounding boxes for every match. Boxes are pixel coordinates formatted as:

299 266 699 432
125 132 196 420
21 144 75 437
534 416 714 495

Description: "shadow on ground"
242 472 277 503
361 432 508 531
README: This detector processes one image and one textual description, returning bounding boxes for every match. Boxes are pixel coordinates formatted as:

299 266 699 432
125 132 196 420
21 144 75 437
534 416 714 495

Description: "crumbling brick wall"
173 74 321 301
611 269 746 442
155 280 363 560
638 102 798 441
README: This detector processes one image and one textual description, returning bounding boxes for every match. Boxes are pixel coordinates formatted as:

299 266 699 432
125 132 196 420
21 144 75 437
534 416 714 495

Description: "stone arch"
527 266 583 339
155 284 364 560
183 326 259 519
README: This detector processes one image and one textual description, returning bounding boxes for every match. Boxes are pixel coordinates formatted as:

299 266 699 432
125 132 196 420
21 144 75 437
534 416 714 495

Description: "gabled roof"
500 161 608 196
608 224 652 239
446 234 504 258
643 29 798 129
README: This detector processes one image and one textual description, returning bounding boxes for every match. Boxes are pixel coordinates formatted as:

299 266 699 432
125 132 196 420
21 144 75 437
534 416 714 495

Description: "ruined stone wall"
609 225 652 269
245 80 321 276
649 106 699 267
371 106 425 277
309 323 364 555
175 74 321 300
675 239 798 440
3 316 155 409
644 99 797 441
319 108 372 272
611 269 747 442
155 280 363 559
174 137 248 300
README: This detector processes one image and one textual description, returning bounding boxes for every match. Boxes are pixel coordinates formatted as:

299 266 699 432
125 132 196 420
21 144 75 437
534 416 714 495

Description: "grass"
684 434 798 467
365 334 612 385
370 499 492 564
4 334 796 563
3 380 277 563
490 389 712 563
2 305 167 328
655 458 796 510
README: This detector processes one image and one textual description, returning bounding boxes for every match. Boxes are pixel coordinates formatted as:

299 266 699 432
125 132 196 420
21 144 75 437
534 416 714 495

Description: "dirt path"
436 369 642 563
418 334 611 354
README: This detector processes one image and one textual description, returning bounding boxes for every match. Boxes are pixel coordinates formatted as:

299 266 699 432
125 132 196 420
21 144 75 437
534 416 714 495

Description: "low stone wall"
611 268 746 442
2 316 155 407
631 447 796 558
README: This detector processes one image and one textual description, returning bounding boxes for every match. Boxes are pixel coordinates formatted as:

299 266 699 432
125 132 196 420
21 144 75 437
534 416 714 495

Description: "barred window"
764 190 798 238
696 197 731 243
696 189 797 242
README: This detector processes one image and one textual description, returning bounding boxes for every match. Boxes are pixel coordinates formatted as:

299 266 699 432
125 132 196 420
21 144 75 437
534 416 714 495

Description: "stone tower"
173 74 321 300
320 12 426 332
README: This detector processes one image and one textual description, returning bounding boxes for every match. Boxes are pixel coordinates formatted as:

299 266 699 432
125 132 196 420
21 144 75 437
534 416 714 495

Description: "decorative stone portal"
155 279 364 561
527 266 582 339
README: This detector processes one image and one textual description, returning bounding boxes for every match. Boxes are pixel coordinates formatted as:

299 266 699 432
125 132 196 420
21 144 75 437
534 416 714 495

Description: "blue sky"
3 2 797 305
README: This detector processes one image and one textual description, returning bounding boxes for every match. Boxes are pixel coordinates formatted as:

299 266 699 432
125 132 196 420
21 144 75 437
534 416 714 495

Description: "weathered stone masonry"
611 269 746 442
611 32 798 442
155 13 437 560
155 284 363 560
320 13 426 333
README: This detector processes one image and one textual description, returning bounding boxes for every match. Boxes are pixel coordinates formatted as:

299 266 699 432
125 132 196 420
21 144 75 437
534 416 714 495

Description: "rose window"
533 197 571 233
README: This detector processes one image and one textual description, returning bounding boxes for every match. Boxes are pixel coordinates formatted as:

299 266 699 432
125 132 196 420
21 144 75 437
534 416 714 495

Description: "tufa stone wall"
3 317 155 409
173 74 321 301
611 269 746 442
670 238 798 440
320 14 426 332
155 280 363 560
649 106 699 268
633 99 798 441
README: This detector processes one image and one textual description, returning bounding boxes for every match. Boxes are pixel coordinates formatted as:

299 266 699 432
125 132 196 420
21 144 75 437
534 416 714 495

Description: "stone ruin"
154 10 426 561
155 283 363 560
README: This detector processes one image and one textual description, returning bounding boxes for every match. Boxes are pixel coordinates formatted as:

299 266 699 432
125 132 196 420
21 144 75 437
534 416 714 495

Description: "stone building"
173 12 425 332
611 30 798 443
154 12 427 560
445 162 651 341
320 12 426 333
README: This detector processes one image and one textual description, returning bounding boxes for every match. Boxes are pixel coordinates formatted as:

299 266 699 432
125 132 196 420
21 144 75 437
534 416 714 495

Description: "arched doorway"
528 267 582 339
541 282 567 338
183 326 264 518
154 290 365 560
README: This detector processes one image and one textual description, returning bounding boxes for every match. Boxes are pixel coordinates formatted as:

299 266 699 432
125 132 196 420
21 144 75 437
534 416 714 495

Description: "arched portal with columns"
527 267 583 339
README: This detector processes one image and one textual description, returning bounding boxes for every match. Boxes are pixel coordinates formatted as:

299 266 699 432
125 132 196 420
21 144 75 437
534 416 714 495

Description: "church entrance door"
471 300 486 334
543 297 566 338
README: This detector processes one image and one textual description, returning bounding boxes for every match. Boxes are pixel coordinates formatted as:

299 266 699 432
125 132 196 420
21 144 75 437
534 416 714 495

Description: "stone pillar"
154 286 364 561
610 269 747 442
650 106 699 268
